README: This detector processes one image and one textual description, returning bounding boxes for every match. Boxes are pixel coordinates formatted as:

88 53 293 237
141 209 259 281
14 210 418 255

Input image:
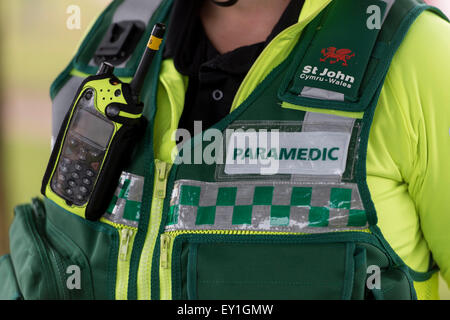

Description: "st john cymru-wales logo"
320 47 355 67
298 47 356 89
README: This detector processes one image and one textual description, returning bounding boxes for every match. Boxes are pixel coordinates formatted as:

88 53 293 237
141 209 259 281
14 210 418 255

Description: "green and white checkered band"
103 172 144 228
166 179 369 233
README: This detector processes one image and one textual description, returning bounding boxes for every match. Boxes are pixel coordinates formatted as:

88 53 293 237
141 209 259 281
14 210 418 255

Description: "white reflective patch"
300 86 345 101
224 131 351 176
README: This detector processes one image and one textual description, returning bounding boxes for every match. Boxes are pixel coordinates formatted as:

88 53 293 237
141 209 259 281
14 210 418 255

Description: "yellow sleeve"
408 11 450 286
367 10 450 286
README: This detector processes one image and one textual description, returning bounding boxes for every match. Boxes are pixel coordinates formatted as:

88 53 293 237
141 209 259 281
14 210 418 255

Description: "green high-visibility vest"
0 0 448 300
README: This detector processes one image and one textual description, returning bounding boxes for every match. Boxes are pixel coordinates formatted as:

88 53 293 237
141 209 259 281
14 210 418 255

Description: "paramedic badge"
220 118 359 179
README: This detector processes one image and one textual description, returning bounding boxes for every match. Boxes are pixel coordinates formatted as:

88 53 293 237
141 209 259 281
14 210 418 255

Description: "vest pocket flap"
278 0 390 112
180 241 353 300
168 233 417 300
9 199 94 300
170 235 388 300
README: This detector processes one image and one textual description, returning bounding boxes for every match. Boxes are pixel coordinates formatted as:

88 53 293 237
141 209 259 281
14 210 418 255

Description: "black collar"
164 0 305 76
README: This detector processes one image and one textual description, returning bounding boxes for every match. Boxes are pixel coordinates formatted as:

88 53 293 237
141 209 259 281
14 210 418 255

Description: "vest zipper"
159 233 173 300
160 233 171 269
155 161 169 198
137 159 171 300
116 227 135 300
119 228 134 261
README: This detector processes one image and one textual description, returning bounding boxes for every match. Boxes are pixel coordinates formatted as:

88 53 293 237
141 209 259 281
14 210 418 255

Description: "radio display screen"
71 109 114 148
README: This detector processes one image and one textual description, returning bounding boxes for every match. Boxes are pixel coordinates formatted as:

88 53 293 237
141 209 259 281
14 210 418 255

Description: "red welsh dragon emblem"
320 47 355 66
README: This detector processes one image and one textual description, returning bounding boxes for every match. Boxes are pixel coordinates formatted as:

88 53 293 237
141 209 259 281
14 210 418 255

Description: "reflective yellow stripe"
282 102 364 119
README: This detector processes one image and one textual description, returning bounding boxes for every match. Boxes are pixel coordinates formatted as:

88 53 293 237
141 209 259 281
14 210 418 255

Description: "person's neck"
200 0 291 54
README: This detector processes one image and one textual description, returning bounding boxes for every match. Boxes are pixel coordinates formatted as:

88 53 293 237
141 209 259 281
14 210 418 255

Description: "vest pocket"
9 198 94 300
166 233 415 300
0 254 22 300
183 241 352 300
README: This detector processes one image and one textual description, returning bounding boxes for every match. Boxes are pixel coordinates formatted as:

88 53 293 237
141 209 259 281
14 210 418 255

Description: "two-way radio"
42 23 166 221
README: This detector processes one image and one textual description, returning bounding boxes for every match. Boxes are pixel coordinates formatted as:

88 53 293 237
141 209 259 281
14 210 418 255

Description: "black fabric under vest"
164 0 305 135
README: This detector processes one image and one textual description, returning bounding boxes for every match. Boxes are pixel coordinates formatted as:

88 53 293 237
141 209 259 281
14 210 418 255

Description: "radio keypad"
68 180 76 188
86 170 95 177
51 135 105 206
71 172 80 180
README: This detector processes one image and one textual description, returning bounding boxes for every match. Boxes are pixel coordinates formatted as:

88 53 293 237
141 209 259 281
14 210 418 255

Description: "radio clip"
94 20 146 66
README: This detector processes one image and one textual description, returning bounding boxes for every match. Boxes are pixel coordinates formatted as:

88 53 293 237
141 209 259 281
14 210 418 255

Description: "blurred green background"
0 0 110 253
0 0 448 299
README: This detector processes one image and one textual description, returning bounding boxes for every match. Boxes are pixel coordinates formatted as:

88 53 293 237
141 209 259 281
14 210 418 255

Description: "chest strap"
278 0 448 112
